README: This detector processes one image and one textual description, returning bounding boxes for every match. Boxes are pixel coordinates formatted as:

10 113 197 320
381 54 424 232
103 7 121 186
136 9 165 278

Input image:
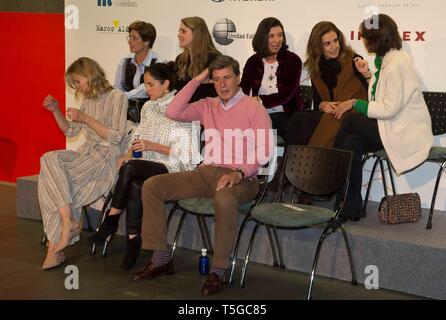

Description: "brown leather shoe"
131 261 174 281
201 272 224 296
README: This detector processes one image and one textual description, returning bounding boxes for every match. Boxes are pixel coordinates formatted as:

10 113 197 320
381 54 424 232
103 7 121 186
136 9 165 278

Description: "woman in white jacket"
332 14 433 222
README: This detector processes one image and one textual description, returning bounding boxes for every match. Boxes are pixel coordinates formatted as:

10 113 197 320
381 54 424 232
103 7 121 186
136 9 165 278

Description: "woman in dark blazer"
240 17 303 140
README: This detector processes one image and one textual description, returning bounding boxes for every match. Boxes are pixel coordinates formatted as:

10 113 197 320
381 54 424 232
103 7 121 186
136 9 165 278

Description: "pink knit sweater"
167 79 273 177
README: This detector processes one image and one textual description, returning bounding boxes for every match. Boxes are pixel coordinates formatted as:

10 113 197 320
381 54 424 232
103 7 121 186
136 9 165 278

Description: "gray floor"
0 184 424 300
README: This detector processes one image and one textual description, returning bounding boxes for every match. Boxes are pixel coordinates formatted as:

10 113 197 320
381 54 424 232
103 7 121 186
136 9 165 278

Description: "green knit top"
353 56 383 116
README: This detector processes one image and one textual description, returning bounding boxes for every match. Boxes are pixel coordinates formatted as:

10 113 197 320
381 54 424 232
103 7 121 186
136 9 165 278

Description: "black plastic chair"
299 85 313 110
238 145 356 300
88 190 179 257
89 191 114 256
127 98 148 124
362 92 446 229
361 150 397 217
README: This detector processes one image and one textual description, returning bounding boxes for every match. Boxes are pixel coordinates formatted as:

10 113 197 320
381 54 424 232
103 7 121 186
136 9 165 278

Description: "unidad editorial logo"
212 18 254 46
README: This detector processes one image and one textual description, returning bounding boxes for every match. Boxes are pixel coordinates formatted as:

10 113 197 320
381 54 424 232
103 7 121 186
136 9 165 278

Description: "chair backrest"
284 145 352 197
127 98 149 123
299 85 313 110
423 92 446 136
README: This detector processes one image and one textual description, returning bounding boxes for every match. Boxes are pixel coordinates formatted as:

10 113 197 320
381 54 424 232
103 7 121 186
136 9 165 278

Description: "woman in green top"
333 14 433 222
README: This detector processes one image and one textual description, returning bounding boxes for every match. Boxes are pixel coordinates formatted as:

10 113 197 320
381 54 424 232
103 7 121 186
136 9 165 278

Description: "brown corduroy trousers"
140 165 259 268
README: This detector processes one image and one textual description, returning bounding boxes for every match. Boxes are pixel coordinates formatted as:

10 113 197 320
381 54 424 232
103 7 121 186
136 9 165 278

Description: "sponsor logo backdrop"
65 0 446 210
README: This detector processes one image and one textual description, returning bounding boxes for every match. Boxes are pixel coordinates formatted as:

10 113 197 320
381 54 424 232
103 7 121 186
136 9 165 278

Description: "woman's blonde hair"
65 57 113 99
176 16 220 80
304 21 354 78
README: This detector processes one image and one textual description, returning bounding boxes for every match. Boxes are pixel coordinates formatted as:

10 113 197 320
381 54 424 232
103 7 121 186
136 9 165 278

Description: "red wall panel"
0 12 65 182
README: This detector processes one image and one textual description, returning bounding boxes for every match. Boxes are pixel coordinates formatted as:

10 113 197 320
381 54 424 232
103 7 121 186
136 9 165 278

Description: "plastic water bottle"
199 248 209 275
132 134 142 158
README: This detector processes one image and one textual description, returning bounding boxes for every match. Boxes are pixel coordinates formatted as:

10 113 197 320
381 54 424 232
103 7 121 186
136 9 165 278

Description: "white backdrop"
65 0 446 210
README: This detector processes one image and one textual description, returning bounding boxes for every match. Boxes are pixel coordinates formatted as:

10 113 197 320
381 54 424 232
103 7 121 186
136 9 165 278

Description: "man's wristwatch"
235 167 245 179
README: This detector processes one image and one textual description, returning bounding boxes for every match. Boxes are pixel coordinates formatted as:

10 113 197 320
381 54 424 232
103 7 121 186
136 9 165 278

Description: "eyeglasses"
127 35 142 42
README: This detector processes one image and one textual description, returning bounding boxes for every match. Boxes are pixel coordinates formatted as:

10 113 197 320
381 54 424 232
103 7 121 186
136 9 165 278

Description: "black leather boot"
88 210 120 244
121 236 142 270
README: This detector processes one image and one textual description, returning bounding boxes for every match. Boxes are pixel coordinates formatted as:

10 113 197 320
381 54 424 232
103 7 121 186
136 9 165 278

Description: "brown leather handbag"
378 193 422 224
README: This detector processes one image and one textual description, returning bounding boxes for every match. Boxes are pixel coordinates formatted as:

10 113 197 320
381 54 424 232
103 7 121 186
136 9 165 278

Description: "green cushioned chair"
362 92 446 229
168 158 284 282
168 197 256 259
239 145 357 300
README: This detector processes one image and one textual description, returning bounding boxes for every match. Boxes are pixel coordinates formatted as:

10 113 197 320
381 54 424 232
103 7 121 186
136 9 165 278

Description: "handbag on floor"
378 193 421 224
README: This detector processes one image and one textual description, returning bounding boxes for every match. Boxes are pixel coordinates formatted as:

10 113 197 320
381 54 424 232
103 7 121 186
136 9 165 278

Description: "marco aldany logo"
96 20 129 33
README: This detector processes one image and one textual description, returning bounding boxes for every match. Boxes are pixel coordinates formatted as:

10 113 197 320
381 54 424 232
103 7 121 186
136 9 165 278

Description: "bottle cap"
202 248 207 254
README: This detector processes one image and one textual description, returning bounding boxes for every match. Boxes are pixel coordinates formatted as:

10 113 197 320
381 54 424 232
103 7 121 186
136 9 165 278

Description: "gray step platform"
16 175 446 299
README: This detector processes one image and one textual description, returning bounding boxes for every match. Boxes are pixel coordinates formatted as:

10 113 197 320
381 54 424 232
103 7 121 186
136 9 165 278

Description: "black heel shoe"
88 210 120 244
121 236 142 270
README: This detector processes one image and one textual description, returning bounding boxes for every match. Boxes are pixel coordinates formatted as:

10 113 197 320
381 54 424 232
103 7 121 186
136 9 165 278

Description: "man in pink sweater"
132 55 273 296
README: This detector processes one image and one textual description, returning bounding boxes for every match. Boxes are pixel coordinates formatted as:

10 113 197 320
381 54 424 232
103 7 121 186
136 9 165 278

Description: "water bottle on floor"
199 248 209 275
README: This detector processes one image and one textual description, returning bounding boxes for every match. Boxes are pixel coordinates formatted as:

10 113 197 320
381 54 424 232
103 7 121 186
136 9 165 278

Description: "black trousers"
270 112 289 142
286 111 323 145
111 160 168 235
333 113 384 218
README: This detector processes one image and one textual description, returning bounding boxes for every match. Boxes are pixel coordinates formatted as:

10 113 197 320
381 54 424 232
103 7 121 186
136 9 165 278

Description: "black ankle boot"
121 236 142 270
88 210 120 244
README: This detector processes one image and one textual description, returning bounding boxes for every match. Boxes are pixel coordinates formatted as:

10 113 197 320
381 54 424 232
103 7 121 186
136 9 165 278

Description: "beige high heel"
54 223 81 253
42 248 64 270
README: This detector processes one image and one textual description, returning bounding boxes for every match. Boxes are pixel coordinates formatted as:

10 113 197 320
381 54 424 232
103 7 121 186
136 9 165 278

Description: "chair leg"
102 240 109 257
307 226 330 300
265 225 280 268
196 215 213 254
272 226 285 269
340 226 357 285
41 232 47 246
385 159 397 195
171 211 186 260
362 157 380 217
240 222 261 288
200 215 214 254
426 161 446 229
379 160 389 197
91 191 113 256
166 202 178 230
229 214 251 285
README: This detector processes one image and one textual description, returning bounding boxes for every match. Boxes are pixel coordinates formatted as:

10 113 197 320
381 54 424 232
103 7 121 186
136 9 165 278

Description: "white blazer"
367 49 433 174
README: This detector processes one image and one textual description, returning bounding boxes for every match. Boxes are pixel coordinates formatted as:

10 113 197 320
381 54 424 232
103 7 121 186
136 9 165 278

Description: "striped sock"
151 250 171 268
210 266 226 280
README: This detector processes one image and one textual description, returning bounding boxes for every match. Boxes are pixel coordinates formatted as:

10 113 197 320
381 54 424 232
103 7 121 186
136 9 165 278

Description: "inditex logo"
350 30 426 42
213 18 236 45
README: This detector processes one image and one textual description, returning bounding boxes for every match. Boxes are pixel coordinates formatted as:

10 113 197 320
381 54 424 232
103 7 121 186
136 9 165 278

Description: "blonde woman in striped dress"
39 57 129 270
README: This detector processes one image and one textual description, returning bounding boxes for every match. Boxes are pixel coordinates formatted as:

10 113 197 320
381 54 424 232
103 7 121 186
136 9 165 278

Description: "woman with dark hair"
286 21 370 147
39 57 128 269
175 16 221 102
89 62 196 269
333 14 433 221
115 21 159 100
240 17 303 139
